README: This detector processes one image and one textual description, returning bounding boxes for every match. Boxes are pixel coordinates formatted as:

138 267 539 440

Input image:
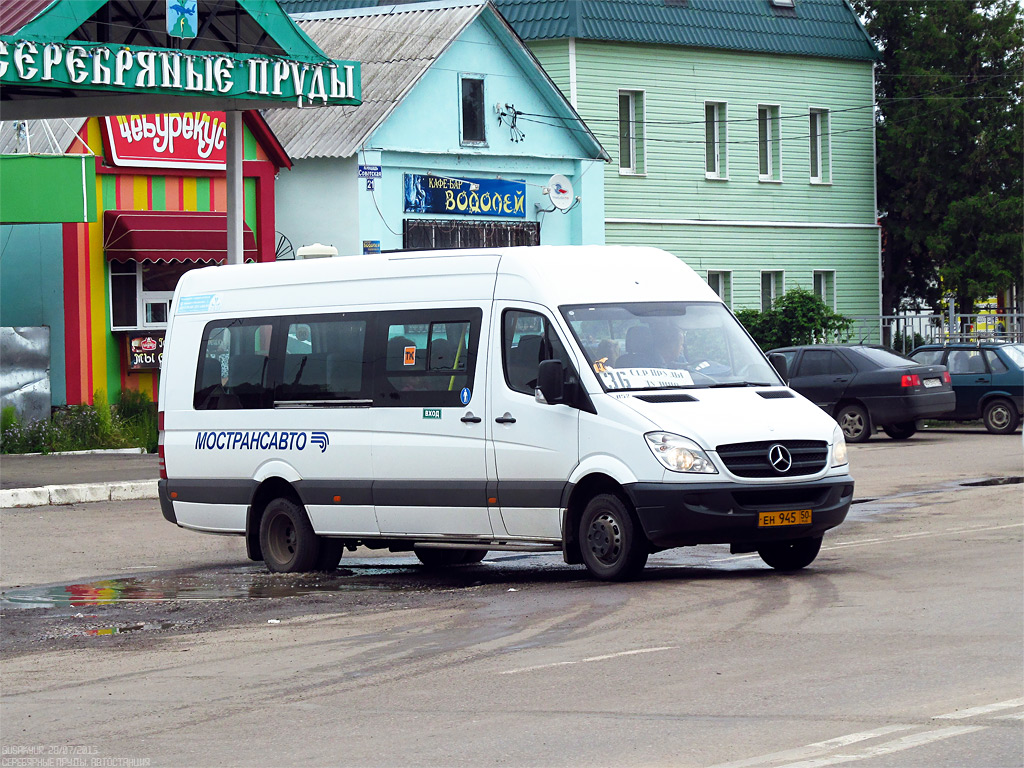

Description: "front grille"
732 487 830 508
716 440 828 478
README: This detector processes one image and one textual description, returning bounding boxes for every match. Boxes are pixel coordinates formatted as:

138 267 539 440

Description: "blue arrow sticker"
460 387 472 405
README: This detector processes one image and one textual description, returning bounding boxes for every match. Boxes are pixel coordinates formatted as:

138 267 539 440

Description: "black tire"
836 403 871 443
460 549 488 564
758 536 823 571
316 538 344 571
579 493 649 581
259 497 320 573
982 398 1019 435
414 547 468 568
882 420 917 440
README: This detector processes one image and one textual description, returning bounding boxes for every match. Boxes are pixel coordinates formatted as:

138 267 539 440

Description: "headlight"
645 432 718 474
832 425 848 467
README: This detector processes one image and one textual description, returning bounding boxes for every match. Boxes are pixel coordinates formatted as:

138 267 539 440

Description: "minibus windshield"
562 302 780 392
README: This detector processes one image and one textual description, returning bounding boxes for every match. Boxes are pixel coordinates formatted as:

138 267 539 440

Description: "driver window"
502 310 571 395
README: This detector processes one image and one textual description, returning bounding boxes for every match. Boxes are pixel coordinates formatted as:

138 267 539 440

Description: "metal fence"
847 313 1024 354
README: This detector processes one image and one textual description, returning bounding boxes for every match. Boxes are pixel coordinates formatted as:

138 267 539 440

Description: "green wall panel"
0 155 96 224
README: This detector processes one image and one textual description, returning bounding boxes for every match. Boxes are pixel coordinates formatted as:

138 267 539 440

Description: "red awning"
103 210 257 264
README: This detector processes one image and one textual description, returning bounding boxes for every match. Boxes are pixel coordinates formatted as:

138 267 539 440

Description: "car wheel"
982 398 1020 435
836 404 871 443
259 497 320 573
758 536 823 571
460 549 488 564
316 538 344 571
882 420 917 440
414 547 469 568
579 493 649 581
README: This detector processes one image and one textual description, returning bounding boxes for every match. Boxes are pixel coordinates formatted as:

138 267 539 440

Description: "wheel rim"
840 411 864 439
989 405 1011 430
587 512 622 566
266 511 296 566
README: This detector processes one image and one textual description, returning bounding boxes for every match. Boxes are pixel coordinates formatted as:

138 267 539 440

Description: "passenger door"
945 349 990 418
791 349 854 411
488 305 580 539
371 308 492 536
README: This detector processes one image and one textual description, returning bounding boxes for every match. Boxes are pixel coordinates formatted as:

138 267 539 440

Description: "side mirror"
536 359 565 404
768 353 789 384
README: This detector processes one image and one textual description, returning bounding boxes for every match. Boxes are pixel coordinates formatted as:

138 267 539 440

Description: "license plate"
923 378 940 388
759 509 812 527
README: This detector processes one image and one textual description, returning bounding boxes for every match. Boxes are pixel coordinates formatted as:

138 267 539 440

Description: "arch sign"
0 38 360 106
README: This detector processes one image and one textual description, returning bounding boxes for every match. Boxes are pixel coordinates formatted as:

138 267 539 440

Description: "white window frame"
459 73 487 147
618 89 646 176
813 269 837 310
757 104 782 183
109 261 140 332
809 107 832 184
141 290 174 328
761 270 784 312
109 261 185 331
706 270 733 306
704 101 728 180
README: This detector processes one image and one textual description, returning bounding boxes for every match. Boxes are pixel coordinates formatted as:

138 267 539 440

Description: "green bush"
116 389 158 454
1 405 18 434
0 389 158 454
736 289 853 351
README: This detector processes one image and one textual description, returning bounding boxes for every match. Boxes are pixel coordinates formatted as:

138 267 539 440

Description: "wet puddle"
848 475 1023 520
81 622 177 637
960 476 1023 487
0 567 402 610
0 555 579 610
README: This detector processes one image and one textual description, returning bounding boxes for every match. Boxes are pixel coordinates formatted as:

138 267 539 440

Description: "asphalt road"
1 429 1021 768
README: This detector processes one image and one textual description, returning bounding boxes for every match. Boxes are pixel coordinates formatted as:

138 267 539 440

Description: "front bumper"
624 474 853 550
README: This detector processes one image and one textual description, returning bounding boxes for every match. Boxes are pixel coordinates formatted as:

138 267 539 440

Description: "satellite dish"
547 174 574 211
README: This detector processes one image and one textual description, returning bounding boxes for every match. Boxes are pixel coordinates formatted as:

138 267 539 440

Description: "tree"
853 0 1023 314
735 289 853 351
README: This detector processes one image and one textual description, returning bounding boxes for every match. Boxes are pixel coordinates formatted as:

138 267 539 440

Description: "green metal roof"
282 0 879 61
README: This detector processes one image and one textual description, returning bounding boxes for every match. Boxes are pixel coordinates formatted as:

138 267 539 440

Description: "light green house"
492 0 881 319
282 0 881 318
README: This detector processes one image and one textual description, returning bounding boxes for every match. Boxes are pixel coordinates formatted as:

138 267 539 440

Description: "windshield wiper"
705 381 776 388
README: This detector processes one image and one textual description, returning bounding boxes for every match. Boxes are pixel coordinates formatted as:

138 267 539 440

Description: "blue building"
267 0 609 255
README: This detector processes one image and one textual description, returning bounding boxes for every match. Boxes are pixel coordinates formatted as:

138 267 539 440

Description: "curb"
0 480 159 509
6 447 148 458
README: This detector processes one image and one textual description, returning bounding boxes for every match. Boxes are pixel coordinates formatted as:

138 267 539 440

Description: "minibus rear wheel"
259 497 320 573
316 539 344 571
757 536 822 571
579 494 649 581
414 548 483 567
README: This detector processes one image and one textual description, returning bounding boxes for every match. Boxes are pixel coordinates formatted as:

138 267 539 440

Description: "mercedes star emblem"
768 444 793 473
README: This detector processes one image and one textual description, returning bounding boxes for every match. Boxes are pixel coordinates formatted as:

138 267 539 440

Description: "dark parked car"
907 343 1024 434
769 345 955 442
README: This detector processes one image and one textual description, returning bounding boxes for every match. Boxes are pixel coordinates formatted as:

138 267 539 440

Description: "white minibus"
157 246 853 580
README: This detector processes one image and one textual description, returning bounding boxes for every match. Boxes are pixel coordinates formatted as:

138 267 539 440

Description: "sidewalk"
0 450 160 508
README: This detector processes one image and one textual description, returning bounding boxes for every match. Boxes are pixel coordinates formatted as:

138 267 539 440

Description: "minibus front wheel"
259 497 320 573
579 494 649 581
757 536 823 571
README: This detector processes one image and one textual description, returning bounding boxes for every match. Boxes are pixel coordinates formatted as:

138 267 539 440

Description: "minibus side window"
194 318 276 410
376 310 481 406
277 315 370 402
502 310 572 395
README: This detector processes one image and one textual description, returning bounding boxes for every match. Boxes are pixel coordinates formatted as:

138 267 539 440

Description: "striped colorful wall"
62 117 272 406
